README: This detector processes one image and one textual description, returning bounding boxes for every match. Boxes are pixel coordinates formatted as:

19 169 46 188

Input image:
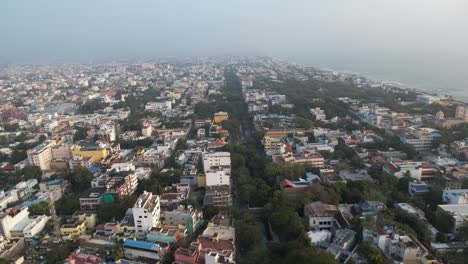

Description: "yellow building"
198 174 206 188
213 112 228 124
71 143 108 162
75 212 97 230
60 218 87 239
266 129 305 138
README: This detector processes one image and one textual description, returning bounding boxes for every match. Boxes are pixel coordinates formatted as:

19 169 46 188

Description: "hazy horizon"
2 0 468 97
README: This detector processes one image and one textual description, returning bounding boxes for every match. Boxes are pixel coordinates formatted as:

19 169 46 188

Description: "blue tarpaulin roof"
47 179 61 185
23 199 46 207
124 240 159 251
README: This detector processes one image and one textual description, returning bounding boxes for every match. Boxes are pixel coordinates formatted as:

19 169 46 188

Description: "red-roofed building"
64 253 104 264
174 247 199 264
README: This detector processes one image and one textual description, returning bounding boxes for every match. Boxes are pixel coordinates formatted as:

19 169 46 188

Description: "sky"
2 0 468 94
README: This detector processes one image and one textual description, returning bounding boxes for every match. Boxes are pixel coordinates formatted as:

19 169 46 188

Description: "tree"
29 202 50 216
22 166 42 181
10 150 26 164
55 195 80 215
458 222 468 240
111 242 124 260
96 195 138 223
73 126 88 141
305 184 339 205
64 166 94 194
38 134 47 143
359 241 384 264
77 99 108 114
436 232 448 243
46 240 78 263
236 211 263 252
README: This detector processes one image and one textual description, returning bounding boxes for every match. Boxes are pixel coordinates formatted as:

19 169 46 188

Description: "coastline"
302 64 468 104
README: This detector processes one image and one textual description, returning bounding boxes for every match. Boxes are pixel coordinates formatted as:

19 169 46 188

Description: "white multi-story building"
205 170 230 187
27 141 55 171
145 101 172 112
442 189 468 205
417 94 440 105
202 152 231 174
23 215 49 241
0 206 29 239
132 191 161 237
0 190 19 210
362 226 423 263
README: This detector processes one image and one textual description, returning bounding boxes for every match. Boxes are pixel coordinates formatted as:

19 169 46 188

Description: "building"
442 189 468 204
400 128 440 153
132 191 161 237
174 247 198 264
60 217 88 239
64 253 104 264
79 188 106 211
417 95 440 105
23 215 49 241
408 181 430 197
455 105 466 119
71 142 109 162
51 144 72 160
304 202 344 231
362 225 424 263
38 178 66 202
204 186 232 207
437 204 468 234
123 239 169 261
273 151 325 168
263 136 285 155
163 206 202 236
205 170 230 187
27 141 55 171
145 101 172 112
142 125 153 138
202 152 231 174
213 112 228 124
204 250 235 264
310 107 326 121
383 160 437 181
0 206 29 239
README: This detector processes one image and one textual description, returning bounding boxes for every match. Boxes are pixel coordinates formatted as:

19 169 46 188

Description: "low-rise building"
304 202 347 231
79 188 106 211
442 189 468 205
123 239 169 261
436 204 468 234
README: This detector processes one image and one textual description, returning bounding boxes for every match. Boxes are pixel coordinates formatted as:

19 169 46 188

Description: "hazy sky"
2 0 468 93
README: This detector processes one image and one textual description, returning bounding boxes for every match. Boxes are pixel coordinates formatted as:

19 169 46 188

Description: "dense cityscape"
0 57 467 264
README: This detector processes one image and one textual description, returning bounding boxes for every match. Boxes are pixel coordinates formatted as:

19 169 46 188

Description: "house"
408 181 430 197
326 229 356 261
304 202 348 231
163 205 202 236
213 112 228 124
442 189 468 204
436 204 468 234
362 225 425 263
79 188 106 211
64 253 104 264
123 239 170 261
60 217 87 239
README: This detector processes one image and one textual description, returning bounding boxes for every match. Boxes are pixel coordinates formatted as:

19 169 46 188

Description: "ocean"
285 53 468 102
